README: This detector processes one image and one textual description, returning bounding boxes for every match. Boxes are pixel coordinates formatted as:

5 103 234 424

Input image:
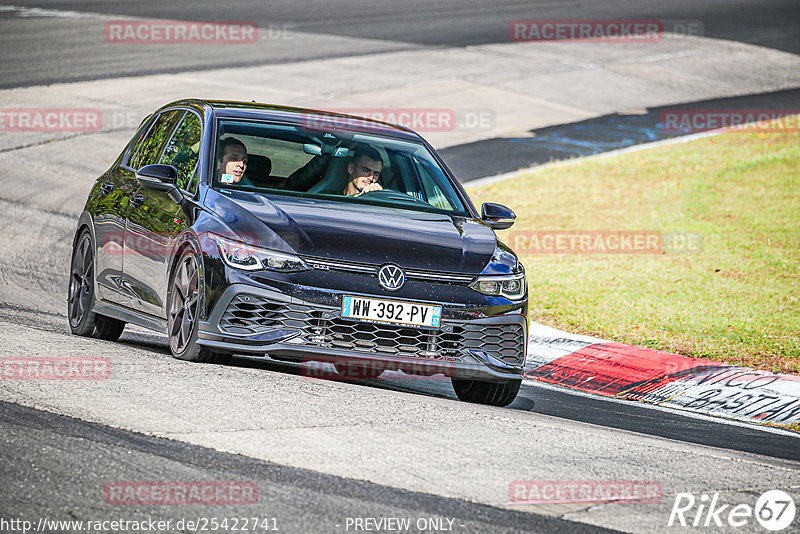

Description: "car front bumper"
197 283 527 382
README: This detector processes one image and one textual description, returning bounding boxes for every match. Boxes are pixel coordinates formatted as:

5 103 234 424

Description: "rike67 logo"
668 490 796 531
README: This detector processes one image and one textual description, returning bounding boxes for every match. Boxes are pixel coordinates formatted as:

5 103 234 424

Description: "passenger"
217 137 253 186
343 146 383 197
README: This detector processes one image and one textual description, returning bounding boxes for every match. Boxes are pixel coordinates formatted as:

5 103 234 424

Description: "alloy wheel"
169 251 200 354
68 232 94 328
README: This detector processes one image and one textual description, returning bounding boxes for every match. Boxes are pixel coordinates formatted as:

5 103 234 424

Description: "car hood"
205 189 505 274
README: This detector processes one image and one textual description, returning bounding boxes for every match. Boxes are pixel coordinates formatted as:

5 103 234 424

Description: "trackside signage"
651 368 800 425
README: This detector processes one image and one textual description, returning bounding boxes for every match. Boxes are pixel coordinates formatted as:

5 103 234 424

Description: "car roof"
158 99 425 142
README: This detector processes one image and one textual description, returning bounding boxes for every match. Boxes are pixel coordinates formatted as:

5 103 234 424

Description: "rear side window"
160 112 202 192
129 110 182 170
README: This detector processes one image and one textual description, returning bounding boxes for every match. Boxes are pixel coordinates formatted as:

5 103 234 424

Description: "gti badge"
378 264 405 291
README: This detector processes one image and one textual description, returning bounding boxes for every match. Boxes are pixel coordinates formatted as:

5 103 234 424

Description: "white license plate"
341 296 441 329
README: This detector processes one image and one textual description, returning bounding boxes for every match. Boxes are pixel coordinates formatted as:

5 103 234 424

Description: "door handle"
100 182 114 195
130 194 145 209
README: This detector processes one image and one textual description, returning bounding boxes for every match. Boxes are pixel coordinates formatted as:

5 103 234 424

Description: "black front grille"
312 317 462 361
219 294 313 335
219 294 523 364
461 324 526 366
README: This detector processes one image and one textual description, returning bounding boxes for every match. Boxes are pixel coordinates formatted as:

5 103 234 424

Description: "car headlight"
469 273 526 300
211 235 309 272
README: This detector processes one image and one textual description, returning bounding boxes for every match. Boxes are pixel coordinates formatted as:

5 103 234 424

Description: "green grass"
467 124 800 373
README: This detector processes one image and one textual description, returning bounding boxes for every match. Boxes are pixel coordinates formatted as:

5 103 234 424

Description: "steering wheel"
356 188 432 207
358 188 404 198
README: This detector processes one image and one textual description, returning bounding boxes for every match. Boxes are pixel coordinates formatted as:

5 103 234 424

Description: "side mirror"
481 202 516 230
136 164 183 204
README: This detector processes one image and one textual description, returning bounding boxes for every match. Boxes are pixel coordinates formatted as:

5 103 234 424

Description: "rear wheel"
168 246 231 365
451 378 521 407
68 229 125 340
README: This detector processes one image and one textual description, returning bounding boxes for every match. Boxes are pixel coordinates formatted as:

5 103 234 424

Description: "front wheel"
451 378 521 407
167 246 230 365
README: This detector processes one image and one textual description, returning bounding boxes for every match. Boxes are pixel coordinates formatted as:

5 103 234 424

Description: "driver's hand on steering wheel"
354 182 383 197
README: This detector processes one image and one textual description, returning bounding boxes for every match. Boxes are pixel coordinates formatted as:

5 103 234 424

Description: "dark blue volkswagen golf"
69 99 527 406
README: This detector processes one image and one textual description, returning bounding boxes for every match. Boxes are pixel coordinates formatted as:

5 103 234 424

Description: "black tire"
68 229 125 341
167 245 231 365
94 315 126 341
451 378 522 407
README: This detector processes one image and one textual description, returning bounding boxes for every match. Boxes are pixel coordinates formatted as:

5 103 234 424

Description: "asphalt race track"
442 87 800 181
1 1 799 533
1 0 799 87
2 401 606 534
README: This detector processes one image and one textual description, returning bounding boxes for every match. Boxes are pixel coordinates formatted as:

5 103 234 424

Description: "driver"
343 146 383 197
217 137 252 186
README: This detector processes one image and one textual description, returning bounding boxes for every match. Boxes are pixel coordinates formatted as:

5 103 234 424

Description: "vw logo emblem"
378 264 405 291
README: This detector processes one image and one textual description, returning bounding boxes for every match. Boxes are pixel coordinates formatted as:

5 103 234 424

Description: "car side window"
129 110 182 170
122 114 153 167
160 112 202 192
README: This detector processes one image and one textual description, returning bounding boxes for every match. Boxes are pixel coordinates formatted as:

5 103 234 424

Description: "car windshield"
212 119 471 217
